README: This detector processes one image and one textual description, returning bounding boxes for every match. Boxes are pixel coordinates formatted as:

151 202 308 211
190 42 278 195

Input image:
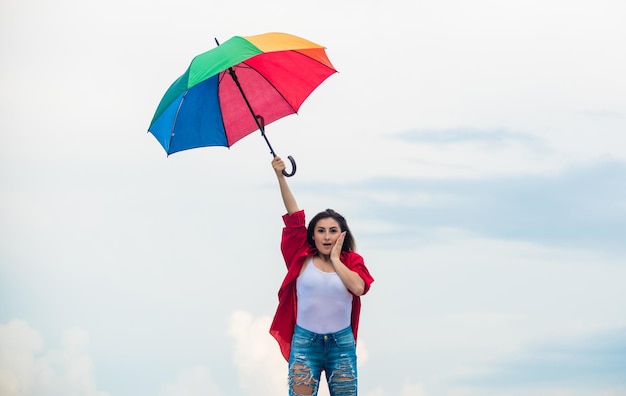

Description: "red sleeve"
344 251 375 295
280 210 309 269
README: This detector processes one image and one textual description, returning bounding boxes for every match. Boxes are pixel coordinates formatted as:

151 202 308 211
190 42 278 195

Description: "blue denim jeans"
288 325 358 396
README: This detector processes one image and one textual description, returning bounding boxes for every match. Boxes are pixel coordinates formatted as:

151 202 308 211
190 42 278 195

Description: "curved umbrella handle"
253 115 296 177
282 155 297 177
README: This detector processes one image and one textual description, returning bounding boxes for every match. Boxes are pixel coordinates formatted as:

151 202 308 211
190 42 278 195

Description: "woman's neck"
317 253 332 263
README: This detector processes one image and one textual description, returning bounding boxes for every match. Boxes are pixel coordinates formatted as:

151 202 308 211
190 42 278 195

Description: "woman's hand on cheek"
331 231 346 262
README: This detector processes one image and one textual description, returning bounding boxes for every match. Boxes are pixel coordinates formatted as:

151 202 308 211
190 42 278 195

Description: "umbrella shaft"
227 67 276 157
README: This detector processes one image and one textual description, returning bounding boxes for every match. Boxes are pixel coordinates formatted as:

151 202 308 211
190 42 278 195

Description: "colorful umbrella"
148 32 337 176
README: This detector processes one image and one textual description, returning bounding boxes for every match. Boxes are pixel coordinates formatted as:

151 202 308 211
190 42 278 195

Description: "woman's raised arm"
272 156 299 215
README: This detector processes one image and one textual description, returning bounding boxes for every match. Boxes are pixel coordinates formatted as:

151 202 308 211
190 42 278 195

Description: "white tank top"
296 258 352 334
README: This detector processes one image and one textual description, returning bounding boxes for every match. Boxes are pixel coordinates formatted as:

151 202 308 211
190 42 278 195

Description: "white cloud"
159 366 223 396
362 381 428 396
228 311 287 395
0 320 43 396
0 320 109 396
364 388 387 396
401 381 428 396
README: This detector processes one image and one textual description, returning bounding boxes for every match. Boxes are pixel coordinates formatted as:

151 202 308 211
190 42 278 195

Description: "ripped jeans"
288 325 358 396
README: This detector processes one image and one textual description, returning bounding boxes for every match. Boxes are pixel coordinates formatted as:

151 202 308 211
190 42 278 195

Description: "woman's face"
312 217 342 256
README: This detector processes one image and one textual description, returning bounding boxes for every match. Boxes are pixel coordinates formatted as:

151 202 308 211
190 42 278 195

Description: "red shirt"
269 210 375 361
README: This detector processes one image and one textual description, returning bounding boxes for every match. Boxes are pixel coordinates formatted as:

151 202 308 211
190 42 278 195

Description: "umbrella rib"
168 90 188 154
215 74 231 148
235 61 298 115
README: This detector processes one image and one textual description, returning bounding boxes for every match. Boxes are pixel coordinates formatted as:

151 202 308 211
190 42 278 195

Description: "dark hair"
307 209 356 252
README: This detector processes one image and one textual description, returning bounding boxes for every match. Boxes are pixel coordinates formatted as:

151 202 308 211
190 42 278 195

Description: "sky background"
1 0 625 395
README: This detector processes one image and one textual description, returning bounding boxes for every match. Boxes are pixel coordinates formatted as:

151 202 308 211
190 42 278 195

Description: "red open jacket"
269 210 375 361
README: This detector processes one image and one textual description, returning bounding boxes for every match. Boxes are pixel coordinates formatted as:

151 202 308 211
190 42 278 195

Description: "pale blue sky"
1 0 625 395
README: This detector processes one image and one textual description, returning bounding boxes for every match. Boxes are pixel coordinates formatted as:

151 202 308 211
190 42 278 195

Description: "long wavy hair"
307 209 356 252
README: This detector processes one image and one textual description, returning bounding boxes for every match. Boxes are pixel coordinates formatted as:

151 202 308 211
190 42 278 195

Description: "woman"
269 156 374 396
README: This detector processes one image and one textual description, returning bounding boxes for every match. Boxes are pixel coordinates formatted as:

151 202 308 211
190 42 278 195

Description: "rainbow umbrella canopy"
148 32 337 176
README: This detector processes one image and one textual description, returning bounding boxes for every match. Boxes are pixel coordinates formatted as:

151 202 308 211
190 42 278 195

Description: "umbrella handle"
255 115 297 177
282 155 297 177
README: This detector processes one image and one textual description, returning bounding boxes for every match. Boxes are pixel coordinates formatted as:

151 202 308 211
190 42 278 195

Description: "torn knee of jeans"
328 362 357 394
289 360 318 395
